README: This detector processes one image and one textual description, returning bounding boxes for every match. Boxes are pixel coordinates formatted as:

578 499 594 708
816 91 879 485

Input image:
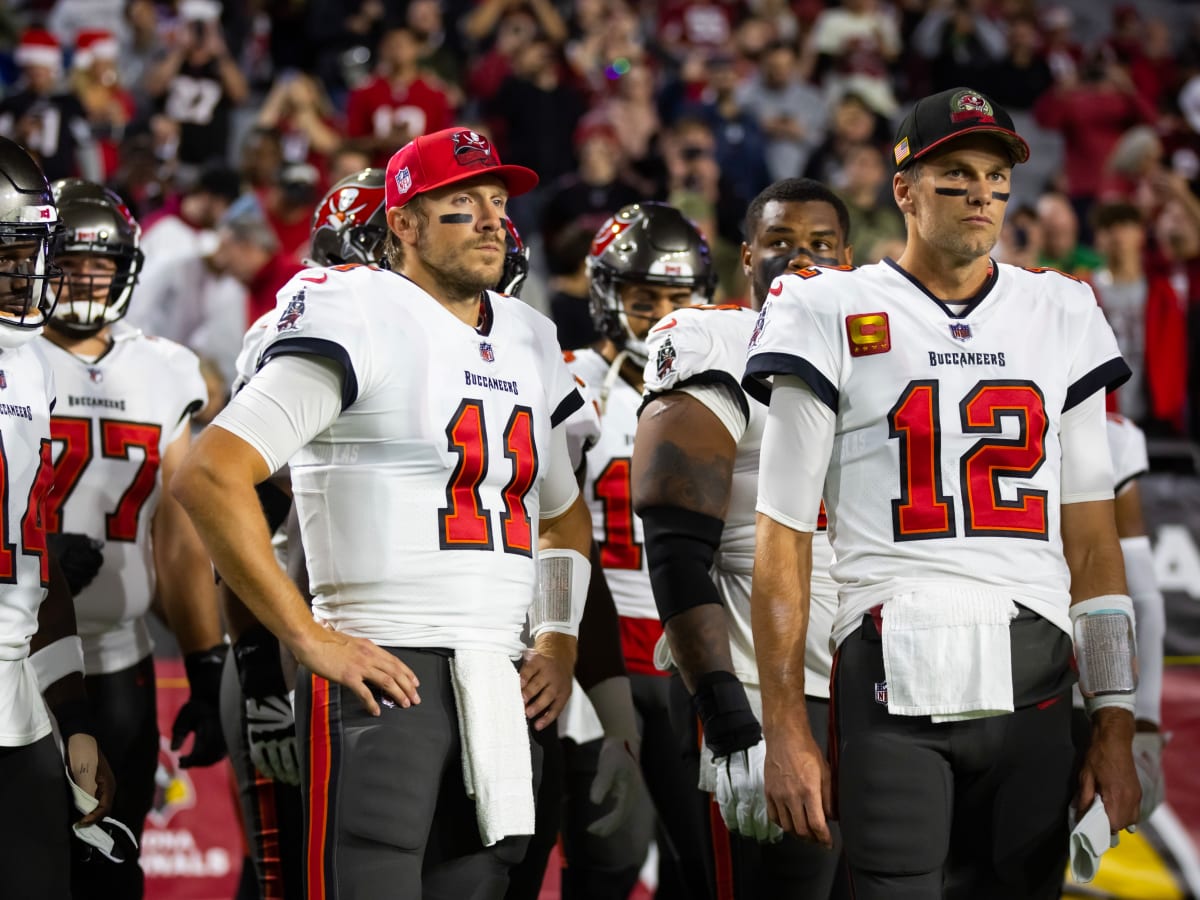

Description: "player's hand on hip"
67 733 117 826
1077 708 1141 832
763 726 832 847
714 740 785 843
520 632 577 730
296 625 421 716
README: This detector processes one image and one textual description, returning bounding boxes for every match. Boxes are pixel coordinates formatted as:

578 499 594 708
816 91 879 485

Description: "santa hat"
74 29 119 69
15 29 62 73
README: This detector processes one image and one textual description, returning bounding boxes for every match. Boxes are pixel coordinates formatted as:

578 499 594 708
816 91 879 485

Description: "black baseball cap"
892 87 1030 171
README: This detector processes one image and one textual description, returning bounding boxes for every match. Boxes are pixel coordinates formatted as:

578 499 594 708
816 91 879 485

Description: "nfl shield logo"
874 681 888 705
949 322 971 342
0 370 6 389
395 166 412 196
479 341 495 363
88 367 103 384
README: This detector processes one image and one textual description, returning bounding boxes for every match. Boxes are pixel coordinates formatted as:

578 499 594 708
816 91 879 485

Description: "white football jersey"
250 266 583 657
643 306 836 697
43 324 206 674
564 348 662 674
745 261 1129 647
0 340 57 745
1106 413 1149 495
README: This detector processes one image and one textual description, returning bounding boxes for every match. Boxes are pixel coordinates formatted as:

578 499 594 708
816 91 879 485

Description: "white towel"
1069 796 1119 883
881 589 1018 720
449 650 536 846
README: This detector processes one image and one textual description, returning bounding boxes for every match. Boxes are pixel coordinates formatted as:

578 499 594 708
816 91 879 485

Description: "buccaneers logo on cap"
452 130 495 167
950 90 995 124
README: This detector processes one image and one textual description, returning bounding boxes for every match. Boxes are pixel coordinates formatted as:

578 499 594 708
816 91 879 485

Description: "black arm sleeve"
573 541 627 691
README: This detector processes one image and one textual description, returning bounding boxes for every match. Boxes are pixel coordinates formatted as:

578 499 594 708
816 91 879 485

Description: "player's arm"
154 422 229 767
172 354 420 717
30 555 115 826
633 389 769 772
1060 391 1140 832
750 374 835 846
1114 478 1167 821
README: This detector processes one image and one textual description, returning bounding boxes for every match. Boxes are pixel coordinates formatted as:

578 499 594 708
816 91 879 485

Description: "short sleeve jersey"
643 306 836 695
246 266 582 657
1106 412 1149 495
0 341 57 744
43 325 206 674
745 261 1130 646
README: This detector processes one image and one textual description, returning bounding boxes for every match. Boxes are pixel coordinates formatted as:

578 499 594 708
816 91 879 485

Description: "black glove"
46 532 104 596
171 644 229 768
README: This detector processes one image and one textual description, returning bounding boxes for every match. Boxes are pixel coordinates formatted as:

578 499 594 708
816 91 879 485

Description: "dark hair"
743 178 851 244
546 222 595 276
1090 201 1142 232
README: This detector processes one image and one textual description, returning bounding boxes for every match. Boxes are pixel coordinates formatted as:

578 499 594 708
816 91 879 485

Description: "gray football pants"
295 647 538 900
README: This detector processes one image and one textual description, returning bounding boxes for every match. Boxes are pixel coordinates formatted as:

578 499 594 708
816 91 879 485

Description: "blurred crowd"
2 0 1199 439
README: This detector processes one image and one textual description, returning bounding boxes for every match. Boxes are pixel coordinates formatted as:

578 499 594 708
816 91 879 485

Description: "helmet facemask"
497 217 529 297
0 222 63 342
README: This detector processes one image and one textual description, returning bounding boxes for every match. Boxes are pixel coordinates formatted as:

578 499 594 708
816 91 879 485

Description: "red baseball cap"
385 128 539 210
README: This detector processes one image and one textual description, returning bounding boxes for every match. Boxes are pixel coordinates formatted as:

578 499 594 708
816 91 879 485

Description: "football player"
0 136 114 898
633 178 852 898
175 127 592 898
41 177 227 899
558 202 719 900
218 167 390 900
744 88 1140 899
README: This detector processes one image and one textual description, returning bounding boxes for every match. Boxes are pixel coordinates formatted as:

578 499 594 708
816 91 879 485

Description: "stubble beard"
417 232 502 303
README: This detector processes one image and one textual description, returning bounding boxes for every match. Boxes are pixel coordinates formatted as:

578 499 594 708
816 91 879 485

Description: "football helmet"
497 217 530 297
0 137 62 345
49 179 144 334
309 168 388 267
588 202 715 364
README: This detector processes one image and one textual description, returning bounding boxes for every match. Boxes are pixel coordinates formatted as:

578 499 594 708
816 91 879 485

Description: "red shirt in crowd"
345 75 453 144
1034 84 1157 199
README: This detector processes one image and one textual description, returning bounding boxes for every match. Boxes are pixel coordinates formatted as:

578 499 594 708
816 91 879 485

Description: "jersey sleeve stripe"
551 388 585 428
1063 357 1131 412
260 338 360 410
743 353 839 412
1115 469 1148 495
638 370 750 425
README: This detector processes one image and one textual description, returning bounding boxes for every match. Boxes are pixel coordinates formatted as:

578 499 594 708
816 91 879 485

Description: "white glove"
245 692 301 786
714 741 784 843
1132 731 1166 822
587 736 642 837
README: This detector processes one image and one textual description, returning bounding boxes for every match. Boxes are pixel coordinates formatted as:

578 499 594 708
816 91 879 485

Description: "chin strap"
598 349 629 416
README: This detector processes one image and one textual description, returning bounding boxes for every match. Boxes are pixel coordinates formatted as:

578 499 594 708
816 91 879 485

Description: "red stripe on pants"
306 674 332 900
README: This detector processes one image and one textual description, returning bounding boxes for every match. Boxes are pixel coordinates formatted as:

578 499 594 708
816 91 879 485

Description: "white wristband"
531 548 590 638
1069 594 1137 718
30 636 85 691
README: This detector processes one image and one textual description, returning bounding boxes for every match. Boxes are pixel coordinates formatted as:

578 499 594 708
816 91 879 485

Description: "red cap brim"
913 125 1031 166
